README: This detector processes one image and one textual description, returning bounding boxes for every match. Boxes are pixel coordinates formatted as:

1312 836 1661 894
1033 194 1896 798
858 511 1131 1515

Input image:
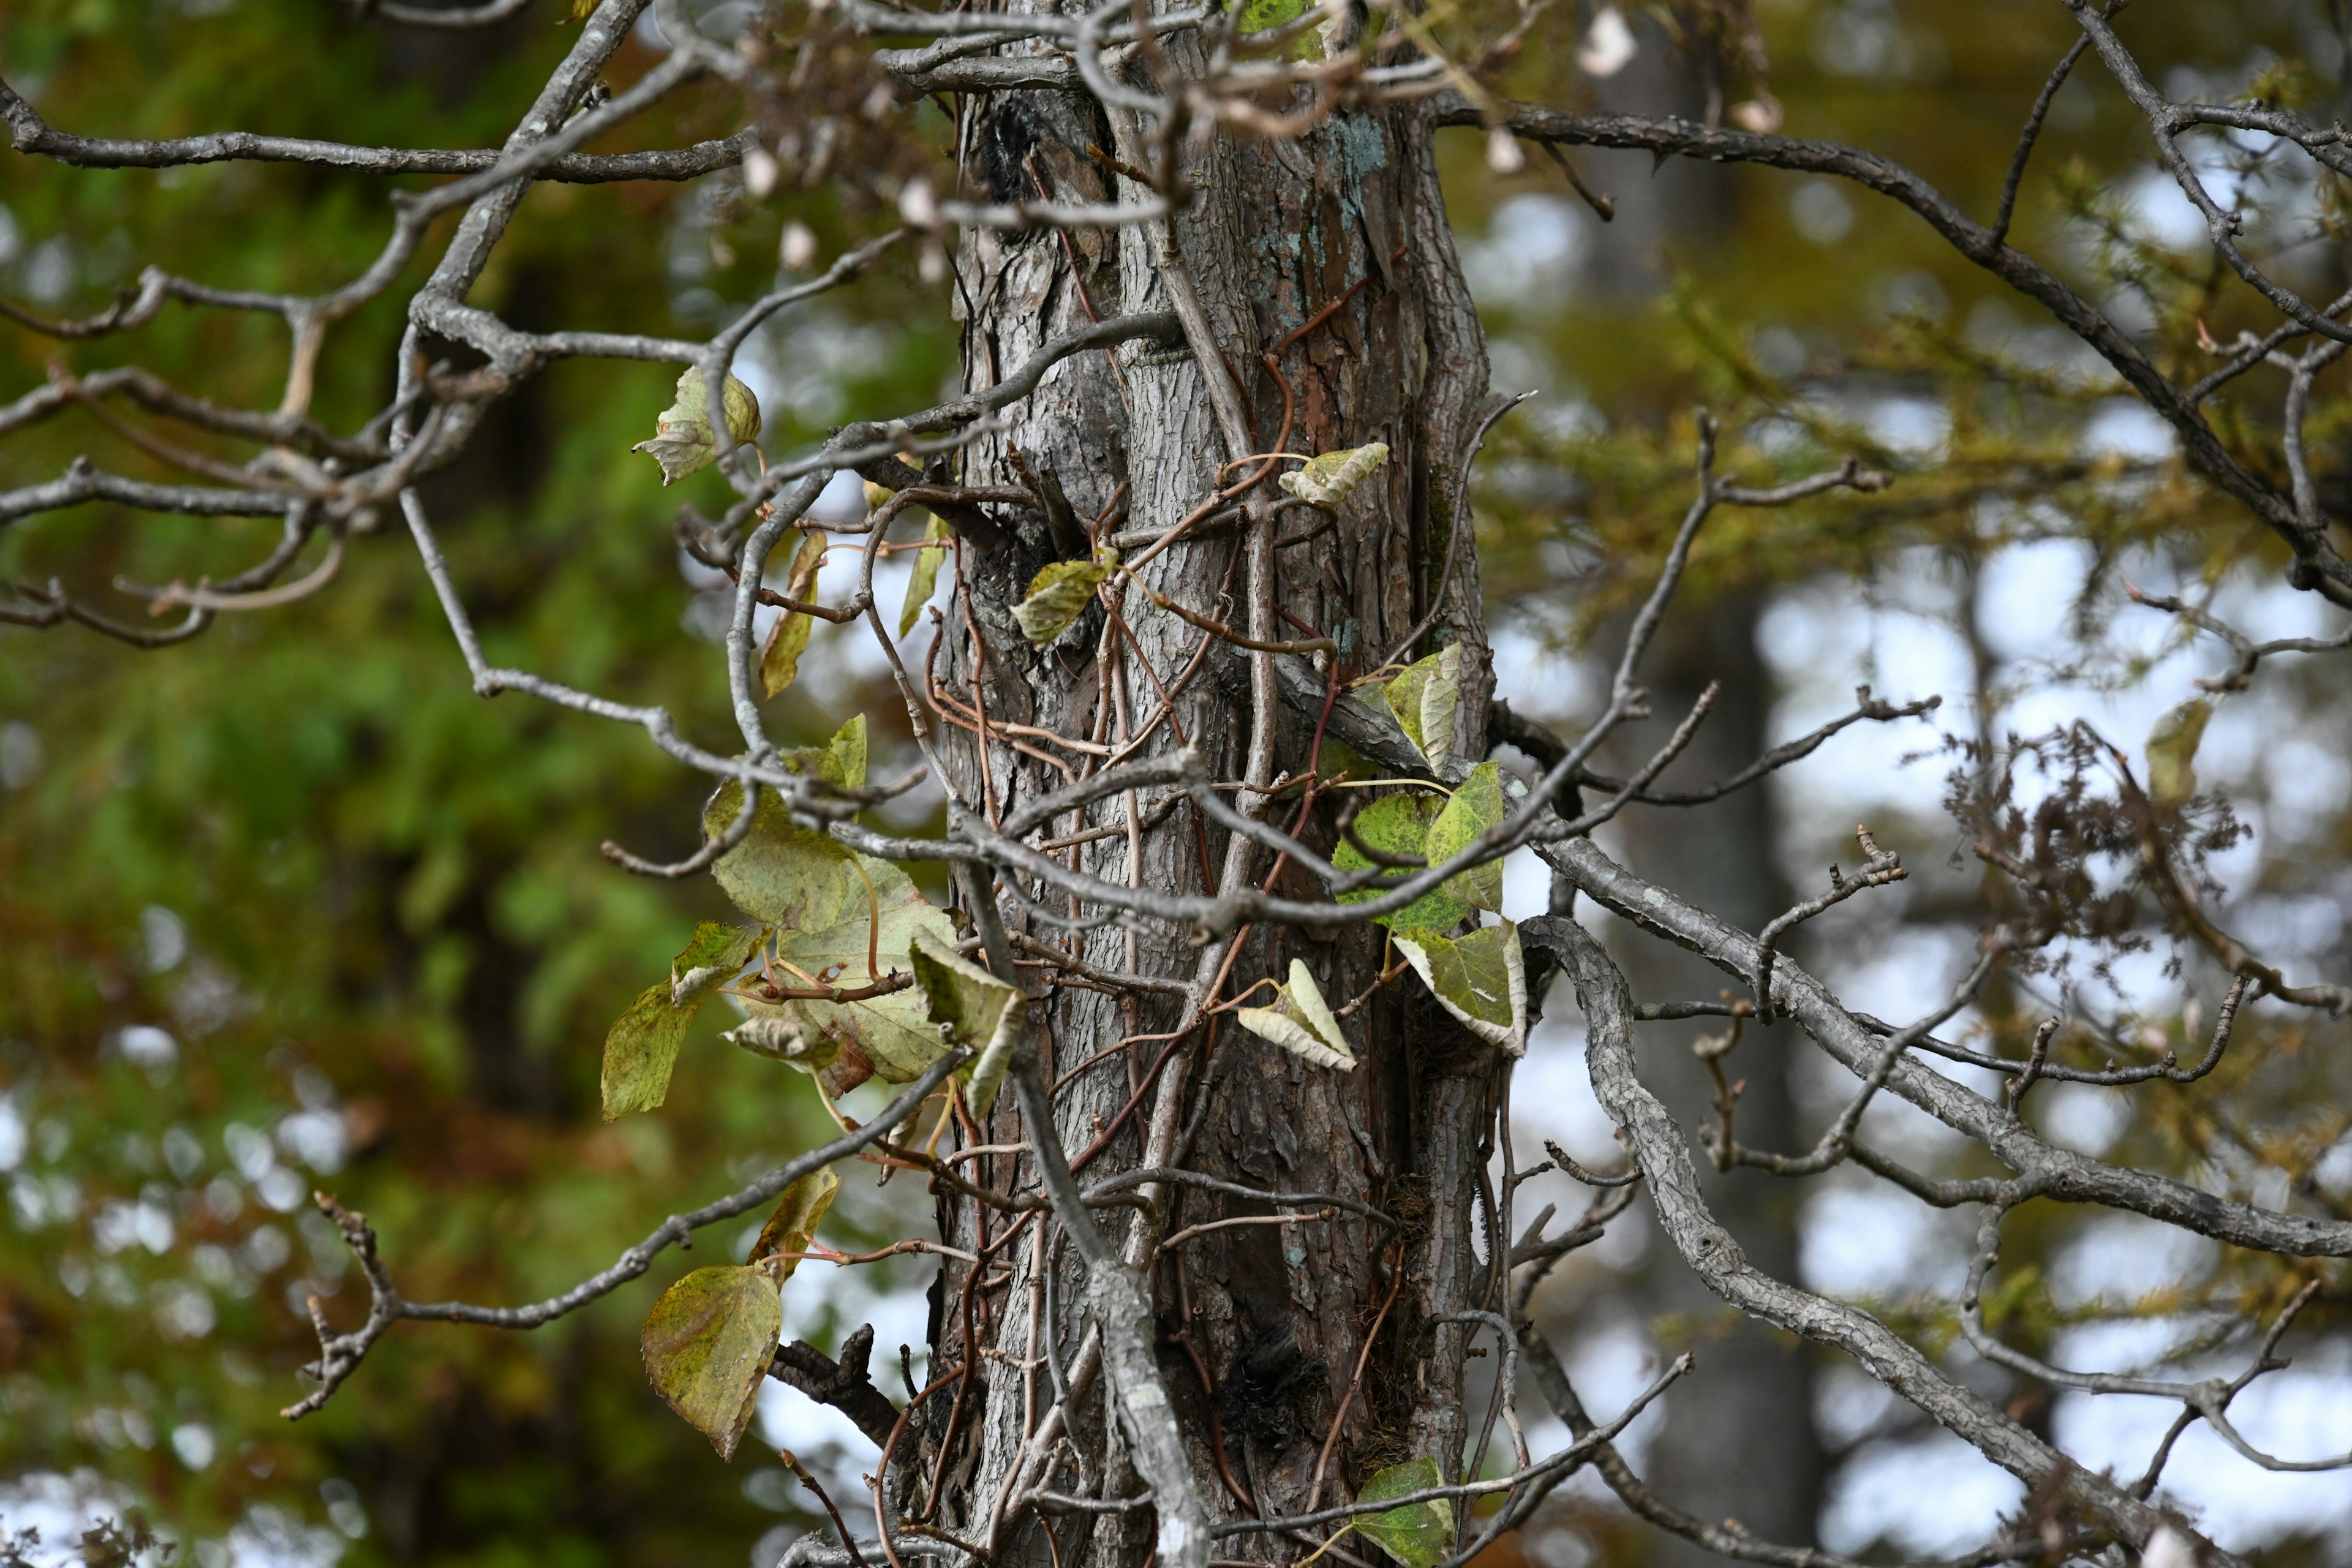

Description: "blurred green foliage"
1 2 950 1562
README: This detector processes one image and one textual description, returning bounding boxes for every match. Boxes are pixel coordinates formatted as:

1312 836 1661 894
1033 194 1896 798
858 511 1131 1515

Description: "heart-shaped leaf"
640 1265 781 1460
1332 791 1466 934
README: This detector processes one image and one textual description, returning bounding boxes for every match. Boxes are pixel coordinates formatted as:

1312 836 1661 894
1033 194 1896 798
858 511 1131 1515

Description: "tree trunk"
911 74 1496 1568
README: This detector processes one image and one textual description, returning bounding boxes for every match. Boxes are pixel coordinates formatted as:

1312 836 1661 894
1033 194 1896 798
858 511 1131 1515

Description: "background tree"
6 3 2352 1568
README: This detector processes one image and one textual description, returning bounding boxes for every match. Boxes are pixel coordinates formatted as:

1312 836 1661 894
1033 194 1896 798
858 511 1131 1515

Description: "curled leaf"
1393 919 1527 1057
1382 644 1463 770
750 1166 840 1281
759 530 827 699
1236 958 1357 1070
640 1265 781 1460
1332 790 1465 933
1354 1456 1452 1568
1423 761 1505 913
899 511 949 638
602 922 764 1119
723 1014 838 1072
634 365 763 486
1012 551 1117 647
1280 441 1389 507
2146 698 2212 806
908 926 1027 1117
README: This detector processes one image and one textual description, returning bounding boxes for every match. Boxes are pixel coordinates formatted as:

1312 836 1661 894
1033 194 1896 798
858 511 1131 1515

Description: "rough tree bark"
911 70 1501 1568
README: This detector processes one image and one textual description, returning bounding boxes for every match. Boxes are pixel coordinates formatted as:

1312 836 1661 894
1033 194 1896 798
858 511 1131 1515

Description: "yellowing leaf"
640 1265 781 1460
2146 698 2212 806
759 530 827 699
771 898 960 1084
899 511 949 638
1235 959 1357 1070
749 1166 839 1282
1354 1457 1452 1568
1012 552 1115 647
908 927 1026 1117
783 714 869 793
704 778 867 933
1382 644 1462 770
601 984 688 1120
1279 442 1389 507
633 366 763 486
602 922 764 1119
1332 791 1466 933
1423 762 1505 912
1393 920 1526 1056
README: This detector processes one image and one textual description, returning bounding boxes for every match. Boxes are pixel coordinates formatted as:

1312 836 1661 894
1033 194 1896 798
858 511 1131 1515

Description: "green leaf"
783 714 869 793
2146 698 2212 805
633 366 763 486
602 922 764 1119
601 984 688 1121
749 1166 839 1283
1382 644 1461 770
639 1265 781 1460
899 511 949 638
1332 791 1466 933
1423 761 1505 912
1354 1457 1452 1568
759 530 827 700
1278 441 1389 507
1392 920 1527 1056
704 780 869 933
908 926 1027 1117
1012 552 1115 647
1235 958 1357 1070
